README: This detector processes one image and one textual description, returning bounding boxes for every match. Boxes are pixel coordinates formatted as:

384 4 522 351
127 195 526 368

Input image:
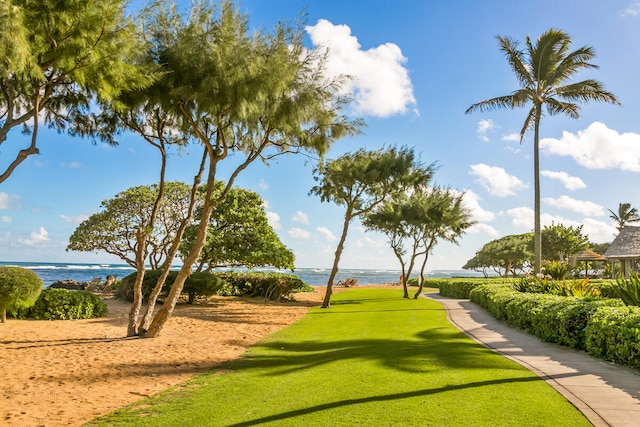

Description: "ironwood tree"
310 146 434 308
134 0 360 337
0 0 154 183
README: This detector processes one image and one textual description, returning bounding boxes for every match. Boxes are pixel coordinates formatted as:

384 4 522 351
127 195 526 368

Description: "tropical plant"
608 203 640 231
541 223 590 261
557 278 602 298
541 260 569 280
466 28 620 274
0 266 43 322
310 146 434 307
614 272 640 306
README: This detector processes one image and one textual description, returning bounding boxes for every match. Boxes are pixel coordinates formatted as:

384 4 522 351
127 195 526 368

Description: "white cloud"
20 226 49 246
540 122 640 172
288 227 311 239
469 164 527 196
316 226 337 241
292 210 309 224
476 119 494 142
60 214 89 224
0 192 20 210
507 207 586 231
0 216 11 223
581 218 618 243
502 133 521 142
461 190 496 223
305 19 417 117
622 3 640 17
543 195 605 216
258 179 268 190
541 170 586 191
266 211 281 230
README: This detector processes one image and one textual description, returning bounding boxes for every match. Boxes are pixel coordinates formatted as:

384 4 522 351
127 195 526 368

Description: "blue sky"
2 0 640 271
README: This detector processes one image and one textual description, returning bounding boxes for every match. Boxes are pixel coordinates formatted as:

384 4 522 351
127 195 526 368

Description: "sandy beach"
0 286 359 427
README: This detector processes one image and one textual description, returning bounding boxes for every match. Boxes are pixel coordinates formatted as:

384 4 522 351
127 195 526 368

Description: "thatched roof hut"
570 249 607 263
604 226 640 278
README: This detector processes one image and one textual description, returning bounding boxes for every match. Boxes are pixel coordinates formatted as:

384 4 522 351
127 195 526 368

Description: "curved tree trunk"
144 154 218 338
533 105 542 275
322 209 353 308
127 231 148 337
139 148 207 333
413 238 434 299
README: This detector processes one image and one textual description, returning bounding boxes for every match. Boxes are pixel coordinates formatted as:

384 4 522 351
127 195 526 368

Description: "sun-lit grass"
86 288 590 426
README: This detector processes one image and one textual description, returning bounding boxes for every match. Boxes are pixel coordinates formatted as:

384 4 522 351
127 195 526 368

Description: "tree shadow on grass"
225 375 542 427
221 325 523 376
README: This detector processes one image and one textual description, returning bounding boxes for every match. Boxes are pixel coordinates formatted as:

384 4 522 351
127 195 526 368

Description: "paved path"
427 294 640 427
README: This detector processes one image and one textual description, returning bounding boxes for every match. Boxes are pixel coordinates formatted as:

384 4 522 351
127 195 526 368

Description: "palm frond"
518 107 536 140
555 80 621 105
465 95 518 114
545 98 580 118
497 35 533 88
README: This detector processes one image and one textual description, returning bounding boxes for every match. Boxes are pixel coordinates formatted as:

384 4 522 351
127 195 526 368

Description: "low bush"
118 270 311 302
586 306 640 368
470 281 624 351
436 277 511 299
117 270 225 304
542 260 569 280
213 271 313 300
512 276 561 295
557 278 602 298
18 288 108 320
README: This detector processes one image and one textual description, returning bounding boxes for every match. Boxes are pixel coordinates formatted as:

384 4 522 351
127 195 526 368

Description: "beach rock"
50 280 86 291
102 275 117 293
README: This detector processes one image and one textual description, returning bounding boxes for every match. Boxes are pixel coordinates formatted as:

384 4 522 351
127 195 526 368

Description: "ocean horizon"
0 261 486 287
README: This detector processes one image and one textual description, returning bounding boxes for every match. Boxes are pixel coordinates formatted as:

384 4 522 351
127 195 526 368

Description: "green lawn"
86 288 590 426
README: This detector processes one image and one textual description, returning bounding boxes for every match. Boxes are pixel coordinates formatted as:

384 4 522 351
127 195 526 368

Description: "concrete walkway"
427 294 640 427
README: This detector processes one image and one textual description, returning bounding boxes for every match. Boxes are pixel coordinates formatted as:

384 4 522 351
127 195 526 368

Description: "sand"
0 286 355 427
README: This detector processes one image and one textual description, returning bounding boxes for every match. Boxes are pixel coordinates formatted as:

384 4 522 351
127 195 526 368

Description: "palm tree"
609 203 640 231
466 29 620 274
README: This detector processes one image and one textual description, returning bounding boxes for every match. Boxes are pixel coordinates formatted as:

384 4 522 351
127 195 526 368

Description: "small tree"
310 146 434 307
365 187 473 298
0 266 43 323
464 234 533 277
540 222 589 261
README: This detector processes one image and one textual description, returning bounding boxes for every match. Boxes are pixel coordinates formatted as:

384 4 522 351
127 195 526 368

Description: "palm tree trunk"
533 105 542 275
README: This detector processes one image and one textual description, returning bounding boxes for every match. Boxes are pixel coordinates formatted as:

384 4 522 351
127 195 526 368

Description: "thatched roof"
569 249 607 264
604 226 640 259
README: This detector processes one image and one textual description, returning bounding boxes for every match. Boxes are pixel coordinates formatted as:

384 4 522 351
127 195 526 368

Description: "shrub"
21 288 108 320
0 266 43 322
512 276 560 295
557 278 602 298
214 271 313 300
436 277 512 299
586 306 640 368
118 270 311 302
542 260 568 280
613 273 640 306
117 270 225 304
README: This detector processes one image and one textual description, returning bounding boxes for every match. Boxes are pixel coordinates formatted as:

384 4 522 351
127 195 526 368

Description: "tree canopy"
181 183 295 271
0 266 42 323
0 0 155 183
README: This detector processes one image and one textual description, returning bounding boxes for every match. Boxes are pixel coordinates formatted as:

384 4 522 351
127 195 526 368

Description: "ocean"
0 261 485 287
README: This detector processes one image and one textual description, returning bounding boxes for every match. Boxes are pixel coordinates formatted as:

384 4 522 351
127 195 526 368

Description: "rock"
50 280 86 291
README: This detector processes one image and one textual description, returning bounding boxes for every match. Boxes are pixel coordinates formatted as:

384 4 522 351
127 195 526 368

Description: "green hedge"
117 270 225 303
436 277 513 299
586 306 640 368
16 288 108 320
